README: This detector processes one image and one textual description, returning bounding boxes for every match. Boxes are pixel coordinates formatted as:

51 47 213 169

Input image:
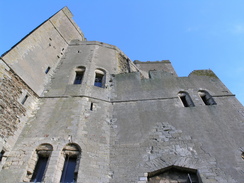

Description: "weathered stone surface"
0 6 243 183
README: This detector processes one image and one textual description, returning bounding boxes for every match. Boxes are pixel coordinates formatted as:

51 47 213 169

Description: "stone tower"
0 7 243 183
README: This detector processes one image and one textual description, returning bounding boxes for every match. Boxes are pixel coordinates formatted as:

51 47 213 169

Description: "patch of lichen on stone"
134 60 171 64
189 70 218 78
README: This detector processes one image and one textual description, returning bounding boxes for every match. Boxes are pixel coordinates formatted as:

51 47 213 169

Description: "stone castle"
0 7 243 183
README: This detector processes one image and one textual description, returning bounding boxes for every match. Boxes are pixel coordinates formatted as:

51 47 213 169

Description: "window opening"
178 92 195 107
73 66 85 85
94 73 104 87
45 67 51 74
74 72 84 84
28 144 52 182
60 156 78 183
148 70 156 79
90 103 93 111
21 95 28 105
180 95 189 107
94 69 105 88
30 156 48 182
0 150 5 161
198 90 216 105
187 173 193 183
60 144 81 183
148 166 201 183
127 59 131 73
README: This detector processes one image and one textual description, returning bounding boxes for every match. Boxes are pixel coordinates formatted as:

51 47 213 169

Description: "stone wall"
1 7 84 96
109 70 244 183
0 95 113 183
0 59 38 168
0 6 243 183
134 60 178 78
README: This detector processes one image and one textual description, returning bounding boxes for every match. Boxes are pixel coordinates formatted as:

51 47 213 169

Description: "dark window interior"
45 67 51 74
30 156 48 182
74 72 84 84
201 95 209 105
60 156 77 183
179 92 195 107
199 91 216 106
21 95 28 105
0 150 5 161
148 167 200 183
180 95 189 107
94 73 104 87
90 103 93 111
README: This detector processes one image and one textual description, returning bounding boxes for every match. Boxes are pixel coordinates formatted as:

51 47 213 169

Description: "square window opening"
94 73 104 87
74 72 84 84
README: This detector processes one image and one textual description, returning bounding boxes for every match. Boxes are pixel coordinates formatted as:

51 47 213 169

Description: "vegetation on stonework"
190 70 218 78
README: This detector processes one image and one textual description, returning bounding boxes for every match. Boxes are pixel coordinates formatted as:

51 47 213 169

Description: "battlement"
134 60 178 78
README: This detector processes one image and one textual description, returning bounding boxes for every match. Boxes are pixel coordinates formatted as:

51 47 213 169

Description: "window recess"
60 144 81 183
73 66 85 84
94 69 106 88
178 91 195 107
198 90 217 105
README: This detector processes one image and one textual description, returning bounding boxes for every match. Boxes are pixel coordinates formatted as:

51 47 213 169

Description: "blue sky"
1 0 244 105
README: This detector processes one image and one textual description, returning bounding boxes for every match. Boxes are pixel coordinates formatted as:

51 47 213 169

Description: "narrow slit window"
127 59 131 73
73 66 85 85
90 103 93 111
0 150 5 161
94 69 105 88
198 90 216 105
21 95 28 105
45 67 51 74
178 92 195 107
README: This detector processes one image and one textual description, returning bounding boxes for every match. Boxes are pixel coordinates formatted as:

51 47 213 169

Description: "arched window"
198 90 216 105
94 69 106 88
28 144 53 182
74 66 85 84
178 91 195 107
148 165 201 183
60 143 81 183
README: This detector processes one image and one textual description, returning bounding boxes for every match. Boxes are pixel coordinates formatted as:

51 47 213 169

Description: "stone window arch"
94 68 106 88
178 91 195 107
74 66 86 84
198 90 217 105
147 165 202 183
60 143 81 183
25 143 53 182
